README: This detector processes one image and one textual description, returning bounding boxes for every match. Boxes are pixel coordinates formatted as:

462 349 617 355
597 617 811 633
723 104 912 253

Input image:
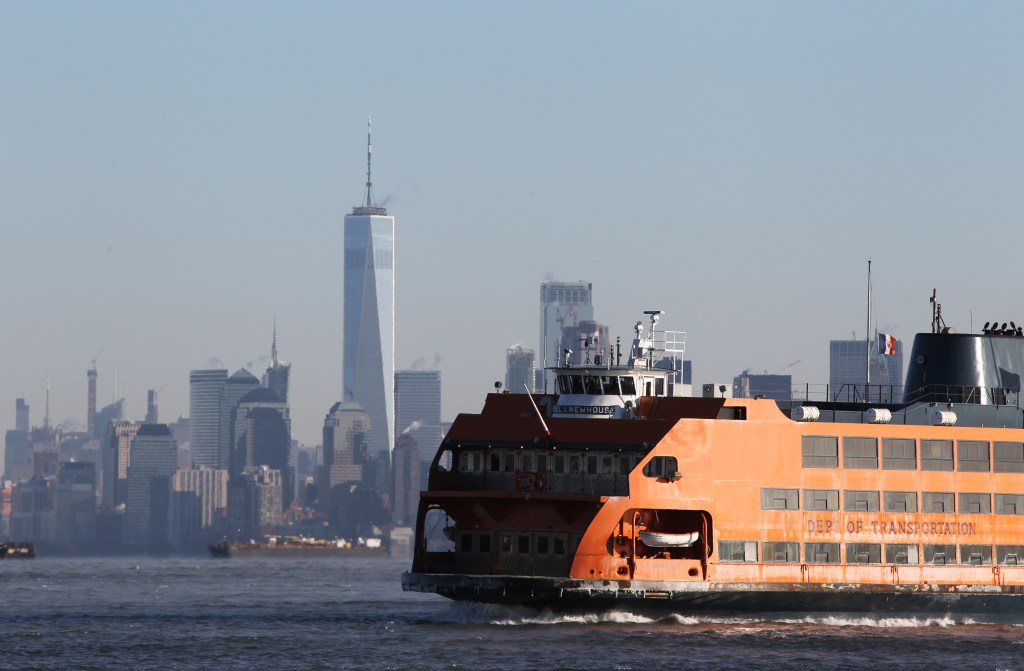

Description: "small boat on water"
208 536 386 559
0 542 36 559
403 298 1024 620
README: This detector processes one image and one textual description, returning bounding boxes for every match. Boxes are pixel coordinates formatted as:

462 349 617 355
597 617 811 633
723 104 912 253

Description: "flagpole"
866 260 872 386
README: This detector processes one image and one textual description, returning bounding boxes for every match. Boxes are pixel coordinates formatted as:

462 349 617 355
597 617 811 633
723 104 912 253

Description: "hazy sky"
4 2 1024 448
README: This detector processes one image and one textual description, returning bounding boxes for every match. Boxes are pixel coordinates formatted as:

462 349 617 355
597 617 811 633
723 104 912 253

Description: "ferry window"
994 442 1024 473
957 440 990 472
553 455 565 474
489 453 501 472
997 545 1024 565
655 379 665 396
885 544 919 565
882 438 917 470
557 376 572 394
961 544 992 566
583 375 602 395
921 440 954 471
459 451 482 472
645 379 653 396
843 437 878 469
536 454 547 472
586 455 598 474
924 544 956 565
479 534 491 553
995 493 1024 515
643 456 679 479
503 453 516 472
719 540 758 563
619 455 632 474
553 536 566 555
460 533 473 552
959 492 991 514
601 456 613 475
619 377 637 395
846 543 881 564
763 542 799 563
601 376 620 395
803 489 839 511
922 492 955 513
517 535 530 554
569 455 580 474
760 488 799 511
520 452 534 471
459 452 469 472
883 491 918 513
536 536 549 555
501 535 513 553
569 376 585 394
843 490 879 512
802 436 838 468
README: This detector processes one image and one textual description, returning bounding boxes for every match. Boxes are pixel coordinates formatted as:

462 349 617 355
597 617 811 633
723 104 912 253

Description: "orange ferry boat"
402 302 1024 618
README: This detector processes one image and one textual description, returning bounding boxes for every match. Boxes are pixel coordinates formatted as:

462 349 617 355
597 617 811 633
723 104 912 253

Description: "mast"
866 260 872 385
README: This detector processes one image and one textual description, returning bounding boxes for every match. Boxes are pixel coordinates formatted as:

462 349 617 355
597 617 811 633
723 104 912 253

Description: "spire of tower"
44 372 51 430
364 116 375 208
271 315 279 368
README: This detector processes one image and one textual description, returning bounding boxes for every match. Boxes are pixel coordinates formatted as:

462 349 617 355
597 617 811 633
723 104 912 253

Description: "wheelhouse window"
619 377 637 395
920 440 954 471
882 438 917 470
568 376 585 394
959 493 991 514
583 375 602 395
846 543 881 564
883 491 918 513
922 492 955 513
958 440 990 472
843 490 879 512
761 488 799 511
843 437 878 469
601 376 620 395
994 442 1024 473
801 436 838 468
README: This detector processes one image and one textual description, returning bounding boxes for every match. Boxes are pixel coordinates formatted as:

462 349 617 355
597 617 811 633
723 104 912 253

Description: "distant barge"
0 542 36 559
209 538 386 559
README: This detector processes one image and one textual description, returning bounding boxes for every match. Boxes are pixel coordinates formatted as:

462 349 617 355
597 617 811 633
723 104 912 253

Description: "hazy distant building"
124 424 178 551
106 421 141 507
94 400 124 440
146 389 159 424
263 323 291 404
391 432 420 527
229 466 282 538
539 281 593 389
394 370 441 459
9 477 51 542
4 430 31 482
169 467 228 549
318 401 371 516
54 461 96 550
829 338 904 402
343 120 395 457
231 388 292 509
219 369 260 471
189 369 228 469
505 346 535 394
87 365 98 437
733 372 792 401
16 398 29 433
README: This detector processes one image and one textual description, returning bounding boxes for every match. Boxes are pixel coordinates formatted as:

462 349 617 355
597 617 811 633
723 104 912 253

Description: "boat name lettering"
805 518 978 537
554 405 615 415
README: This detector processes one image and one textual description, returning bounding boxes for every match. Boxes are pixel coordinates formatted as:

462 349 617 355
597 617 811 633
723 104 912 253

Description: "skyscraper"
124 423 178 550
189 369 228 469
343 118 395 456
220 369 260 471
15 398 29 433
539 281 593 390
394 370 442 458
505 346 535 394
829 338 904 402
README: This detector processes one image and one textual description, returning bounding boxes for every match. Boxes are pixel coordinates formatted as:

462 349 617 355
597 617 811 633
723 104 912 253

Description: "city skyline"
5 3 1024 449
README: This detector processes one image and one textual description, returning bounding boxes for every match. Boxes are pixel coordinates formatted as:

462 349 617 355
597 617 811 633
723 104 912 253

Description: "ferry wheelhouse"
403 306 1024 618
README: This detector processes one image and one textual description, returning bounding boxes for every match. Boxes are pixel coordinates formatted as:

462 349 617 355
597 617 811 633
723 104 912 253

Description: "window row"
458 531 572 556
556 374 639 396
801 436 1024 472
456 449 644 476
761 488 1024 514
719 540 1024 566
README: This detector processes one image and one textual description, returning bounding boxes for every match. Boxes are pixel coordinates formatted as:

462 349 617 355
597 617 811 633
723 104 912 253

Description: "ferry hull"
403 572 1024 620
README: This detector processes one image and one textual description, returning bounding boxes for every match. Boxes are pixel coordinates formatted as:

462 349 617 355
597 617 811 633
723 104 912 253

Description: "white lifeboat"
638 530 700 548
